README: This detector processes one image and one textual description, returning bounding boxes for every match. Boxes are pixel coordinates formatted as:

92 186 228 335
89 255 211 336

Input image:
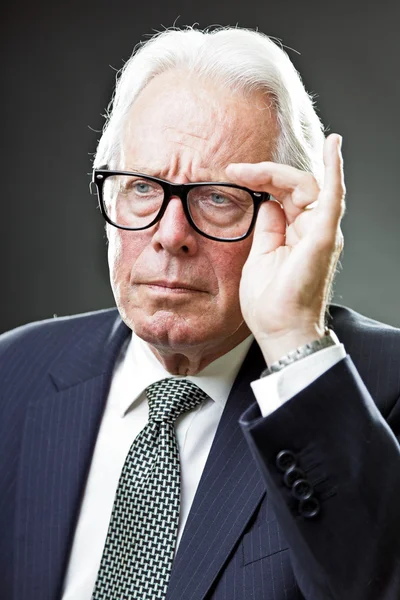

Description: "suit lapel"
15 313 130 600
166 341 267 600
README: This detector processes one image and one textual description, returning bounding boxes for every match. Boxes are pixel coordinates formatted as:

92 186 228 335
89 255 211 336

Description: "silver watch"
260 329 339 377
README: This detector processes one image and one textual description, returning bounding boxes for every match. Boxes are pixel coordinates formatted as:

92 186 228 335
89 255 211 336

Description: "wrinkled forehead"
119 70 278 179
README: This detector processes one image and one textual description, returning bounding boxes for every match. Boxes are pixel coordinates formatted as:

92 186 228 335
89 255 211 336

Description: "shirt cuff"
251 344 346 418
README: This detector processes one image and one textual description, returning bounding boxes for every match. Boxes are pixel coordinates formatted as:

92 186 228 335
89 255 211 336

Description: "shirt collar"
117 331 254 417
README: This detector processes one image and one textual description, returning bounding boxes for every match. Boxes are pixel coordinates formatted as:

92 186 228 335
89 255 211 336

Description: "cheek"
213 239 252 304
107 228 142 284
107 228 121 274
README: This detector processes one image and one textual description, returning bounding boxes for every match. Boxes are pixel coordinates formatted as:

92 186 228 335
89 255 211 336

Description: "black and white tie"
92 378 208 600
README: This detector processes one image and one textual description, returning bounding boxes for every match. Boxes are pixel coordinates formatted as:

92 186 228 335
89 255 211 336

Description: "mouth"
142 280 205 293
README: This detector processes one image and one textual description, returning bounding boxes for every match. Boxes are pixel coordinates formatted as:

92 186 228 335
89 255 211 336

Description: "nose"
151 195 198 254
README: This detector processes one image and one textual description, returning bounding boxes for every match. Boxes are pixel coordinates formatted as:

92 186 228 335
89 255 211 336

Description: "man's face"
108 70 277 367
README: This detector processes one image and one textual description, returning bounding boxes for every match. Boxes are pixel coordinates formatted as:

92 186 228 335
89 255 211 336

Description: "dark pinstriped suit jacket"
1 305 400 600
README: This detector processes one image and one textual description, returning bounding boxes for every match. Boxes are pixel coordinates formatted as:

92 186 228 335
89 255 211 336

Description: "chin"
125 308 215 350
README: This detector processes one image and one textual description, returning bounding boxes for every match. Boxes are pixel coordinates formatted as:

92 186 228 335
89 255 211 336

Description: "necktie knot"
146 378 208 424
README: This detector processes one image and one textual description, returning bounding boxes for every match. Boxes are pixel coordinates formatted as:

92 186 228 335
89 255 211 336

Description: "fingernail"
337 135 343 150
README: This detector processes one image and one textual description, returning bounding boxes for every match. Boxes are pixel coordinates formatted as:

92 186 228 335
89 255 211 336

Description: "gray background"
2 0 399 333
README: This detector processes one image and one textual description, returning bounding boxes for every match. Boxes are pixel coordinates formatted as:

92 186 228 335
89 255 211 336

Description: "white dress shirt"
61 331 345 600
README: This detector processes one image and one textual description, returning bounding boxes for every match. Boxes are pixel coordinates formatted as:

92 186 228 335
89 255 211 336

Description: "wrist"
256 325 326 366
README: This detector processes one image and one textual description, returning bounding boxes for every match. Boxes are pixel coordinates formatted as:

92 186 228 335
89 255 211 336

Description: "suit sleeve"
251 344 345 416
240 356 400 600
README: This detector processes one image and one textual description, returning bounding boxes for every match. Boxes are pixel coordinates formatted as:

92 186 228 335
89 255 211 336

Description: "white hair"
93 26 325 184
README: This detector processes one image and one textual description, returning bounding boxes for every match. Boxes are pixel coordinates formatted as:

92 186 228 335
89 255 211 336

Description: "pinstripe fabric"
240 356 400 595
0 310 131 600
1 305 400 600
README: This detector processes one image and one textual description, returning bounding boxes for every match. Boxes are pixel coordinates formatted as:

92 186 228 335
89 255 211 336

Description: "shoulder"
0 307 127 418
0 308 129 435
329 304 400 404
329 304 400 348
0 308 121 365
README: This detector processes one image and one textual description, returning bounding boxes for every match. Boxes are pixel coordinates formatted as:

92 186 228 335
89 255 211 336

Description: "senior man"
1 26 400 600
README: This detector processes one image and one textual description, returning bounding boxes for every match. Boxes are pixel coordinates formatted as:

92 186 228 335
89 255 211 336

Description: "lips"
144 280 203 291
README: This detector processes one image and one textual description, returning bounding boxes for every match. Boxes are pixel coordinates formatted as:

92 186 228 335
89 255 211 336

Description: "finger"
317 134 346 229
226 162 320 224
250 199 286 255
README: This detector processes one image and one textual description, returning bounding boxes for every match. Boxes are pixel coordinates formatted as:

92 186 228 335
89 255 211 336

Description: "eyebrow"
123 165 163 177
120 165 226 184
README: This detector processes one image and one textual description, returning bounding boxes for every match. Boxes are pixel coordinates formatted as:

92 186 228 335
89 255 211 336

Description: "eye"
134 181 152 194
210 192 229 205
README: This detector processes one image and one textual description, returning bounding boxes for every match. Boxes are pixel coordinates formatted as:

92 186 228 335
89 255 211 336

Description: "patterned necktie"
92 378 208 600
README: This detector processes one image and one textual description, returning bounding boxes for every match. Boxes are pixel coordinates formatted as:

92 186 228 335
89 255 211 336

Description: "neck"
146 325 252 376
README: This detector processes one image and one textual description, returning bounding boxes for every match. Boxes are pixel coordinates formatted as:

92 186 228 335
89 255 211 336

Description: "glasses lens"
102 174 164 228
188 185 254 239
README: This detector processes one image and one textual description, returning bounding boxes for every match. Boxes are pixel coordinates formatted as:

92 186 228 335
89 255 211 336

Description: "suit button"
299 497 320 518
292 478 314 500
276 450 297 472
283 467 305 488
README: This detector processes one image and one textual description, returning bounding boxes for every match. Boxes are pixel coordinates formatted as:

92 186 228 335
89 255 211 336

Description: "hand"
225 134 345 365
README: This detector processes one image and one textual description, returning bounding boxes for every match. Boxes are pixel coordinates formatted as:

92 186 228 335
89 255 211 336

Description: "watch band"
260 329 339 377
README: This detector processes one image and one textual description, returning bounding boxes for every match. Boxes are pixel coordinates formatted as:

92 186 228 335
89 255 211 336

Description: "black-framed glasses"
92 169 270 242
